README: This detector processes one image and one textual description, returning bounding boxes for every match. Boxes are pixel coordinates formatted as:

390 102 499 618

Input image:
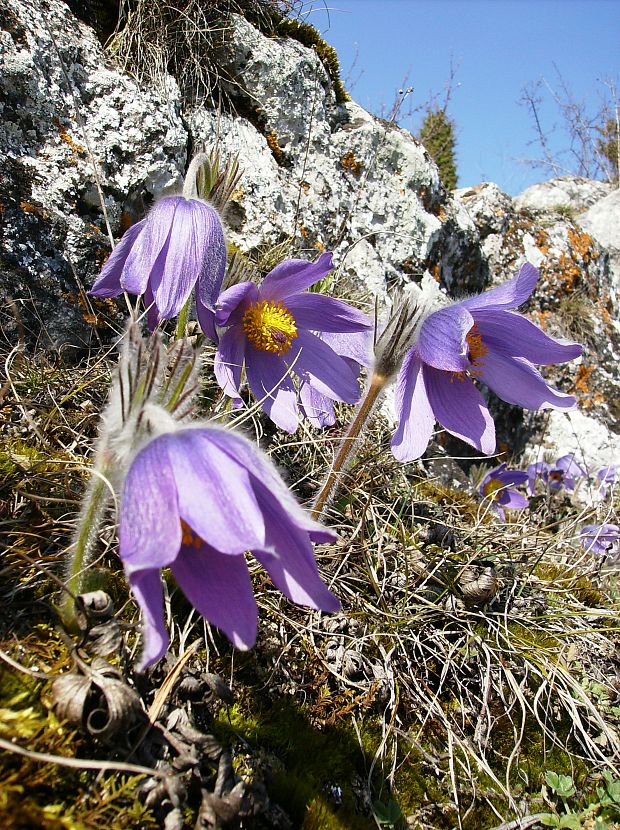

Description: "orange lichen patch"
431 263 441 282
567 228 598 261
57 125 87 158
555 252 581 292
438 205 448 222
535 228 550 256
314 239 326 252
574 364 594 396
19 201 49 220
62 291 116 328
299 224 311 239
340 151 363 177
265 130 286 166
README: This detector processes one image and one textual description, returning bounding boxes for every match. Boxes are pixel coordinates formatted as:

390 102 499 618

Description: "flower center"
466 323 488 369
181 519 202 550
242 299 298 355
483 479 505 500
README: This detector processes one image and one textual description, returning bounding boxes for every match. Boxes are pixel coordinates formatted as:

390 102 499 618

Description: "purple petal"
321 329 374 368
285 330 361 403
245 350 299 432
196 298 218 343
461 263 539 311
214 326 246 401
260 252 334 299
255 549 340 612
473 310 582 364
89 219 146 297
285 293 371 333
164 430 266 553
143 282 159 331
150 199 225 319
251 481 340 612
498 490 529 510
122 197 179 296
130 569 169 671
119 437 181 575
555 454 586 478
215 281 259 327
418 305 473 371
299 382 336 428
424 366 496 454
390 349 436 462
172 542 257 650
205 427 336 545
478 352 576 410
194 205 227 311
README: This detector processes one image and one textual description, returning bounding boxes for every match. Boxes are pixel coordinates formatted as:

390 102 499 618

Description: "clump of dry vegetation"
1 296 619 829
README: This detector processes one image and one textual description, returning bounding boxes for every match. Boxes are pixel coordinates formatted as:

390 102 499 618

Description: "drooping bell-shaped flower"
90 154 226 330
119 424 340 669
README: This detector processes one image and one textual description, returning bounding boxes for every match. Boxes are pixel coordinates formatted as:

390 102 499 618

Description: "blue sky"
306 0 619 195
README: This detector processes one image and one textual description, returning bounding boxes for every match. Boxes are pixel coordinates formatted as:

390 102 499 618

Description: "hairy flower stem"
312 373 388 519
175 296 191 340
61 456 112 629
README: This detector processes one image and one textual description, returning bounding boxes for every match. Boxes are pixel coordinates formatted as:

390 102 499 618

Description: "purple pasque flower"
90 157 226 330
596 465 618 498
391 263 582 462
580 524 620 559
209 252 372 432
478 463 529 520
120 424 340 669
526 453 586 495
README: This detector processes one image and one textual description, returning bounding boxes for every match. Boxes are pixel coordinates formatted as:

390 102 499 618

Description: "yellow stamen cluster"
449 324 490 383
482 478 504 500
243 299 298 356
181 519 202 550
466 323 489 368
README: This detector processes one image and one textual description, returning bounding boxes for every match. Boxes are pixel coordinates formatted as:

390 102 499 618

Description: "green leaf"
372 798 403 825
558 813 581 829
545 771 576 797
540 814 561 827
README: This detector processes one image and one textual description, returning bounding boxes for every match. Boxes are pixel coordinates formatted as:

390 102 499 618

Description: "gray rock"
514 176 612 213
0 0 187 348
579 189 620 295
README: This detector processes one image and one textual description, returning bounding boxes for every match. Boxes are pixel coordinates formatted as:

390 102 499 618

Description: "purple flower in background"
526 454 586 495
120 425 340 669
478 463 529 520
391 263 582 462
580 524 620 559
209 252 372 432
90 195 226 330
596 465 618 498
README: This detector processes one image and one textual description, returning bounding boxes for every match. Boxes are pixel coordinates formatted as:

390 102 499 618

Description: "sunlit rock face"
188 14 484 298
0 0 187 348
514 176 612 213
2 0 618 470
454 180 620 471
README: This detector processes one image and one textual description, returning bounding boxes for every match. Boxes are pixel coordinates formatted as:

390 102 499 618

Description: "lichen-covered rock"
579 189 620 296
189 14 481 298
514 176 612 213
0 0 187 347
